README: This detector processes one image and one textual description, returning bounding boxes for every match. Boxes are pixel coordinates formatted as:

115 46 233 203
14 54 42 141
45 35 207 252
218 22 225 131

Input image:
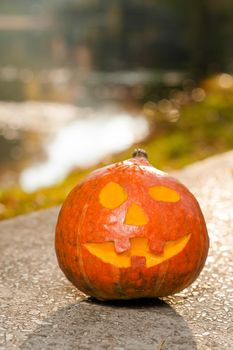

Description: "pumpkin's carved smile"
84 233 191 268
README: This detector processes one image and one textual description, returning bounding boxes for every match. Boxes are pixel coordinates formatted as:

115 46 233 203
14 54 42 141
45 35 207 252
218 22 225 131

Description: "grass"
1 75 233 220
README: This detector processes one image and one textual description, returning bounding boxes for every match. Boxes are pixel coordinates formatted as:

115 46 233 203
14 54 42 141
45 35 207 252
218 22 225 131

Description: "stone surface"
1 151 233 350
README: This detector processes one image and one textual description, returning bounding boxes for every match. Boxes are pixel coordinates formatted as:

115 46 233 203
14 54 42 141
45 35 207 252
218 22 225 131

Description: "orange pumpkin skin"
55 152 209 300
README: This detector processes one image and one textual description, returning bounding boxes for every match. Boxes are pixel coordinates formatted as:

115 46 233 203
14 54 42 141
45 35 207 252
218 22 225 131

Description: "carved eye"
149 186 180 203
99 182 128 209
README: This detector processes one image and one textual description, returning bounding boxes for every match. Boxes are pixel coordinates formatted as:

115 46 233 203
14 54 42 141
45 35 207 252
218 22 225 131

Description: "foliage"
1 78 233 220
147 94 233 168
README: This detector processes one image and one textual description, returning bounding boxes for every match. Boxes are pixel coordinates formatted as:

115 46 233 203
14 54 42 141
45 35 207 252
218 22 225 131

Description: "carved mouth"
83 234 191 268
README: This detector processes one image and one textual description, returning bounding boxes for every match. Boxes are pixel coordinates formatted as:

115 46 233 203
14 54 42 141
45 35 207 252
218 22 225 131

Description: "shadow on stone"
20 298 197 350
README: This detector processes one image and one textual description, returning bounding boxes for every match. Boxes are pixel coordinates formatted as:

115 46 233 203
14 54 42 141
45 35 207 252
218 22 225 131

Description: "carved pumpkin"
55 149 209 300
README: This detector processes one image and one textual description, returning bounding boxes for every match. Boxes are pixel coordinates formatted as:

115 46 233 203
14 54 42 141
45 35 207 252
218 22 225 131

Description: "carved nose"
124 203 148 226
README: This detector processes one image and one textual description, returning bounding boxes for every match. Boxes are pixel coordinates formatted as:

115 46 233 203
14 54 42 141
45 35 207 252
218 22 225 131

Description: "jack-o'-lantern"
55 149 209 300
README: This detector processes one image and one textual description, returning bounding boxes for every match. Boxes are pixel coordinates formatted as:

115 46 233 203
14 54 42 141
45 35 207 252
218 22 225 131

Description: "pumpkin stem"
132 148 148 159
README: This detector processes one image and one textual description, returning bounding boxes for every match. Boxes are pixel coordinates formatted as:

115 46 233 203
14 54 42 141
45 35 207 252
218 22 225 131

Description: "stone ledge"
1 151 233 349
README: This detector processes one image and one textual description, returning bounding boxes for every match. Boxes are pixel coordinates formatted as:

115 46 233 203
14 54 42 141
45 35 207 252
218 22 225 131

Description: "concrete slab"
1 151 233 349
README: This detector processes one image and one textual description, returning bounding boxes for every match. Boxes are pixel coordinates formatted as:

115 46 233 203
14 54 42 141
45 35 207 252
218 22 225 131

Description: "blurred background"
0 0 233 220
